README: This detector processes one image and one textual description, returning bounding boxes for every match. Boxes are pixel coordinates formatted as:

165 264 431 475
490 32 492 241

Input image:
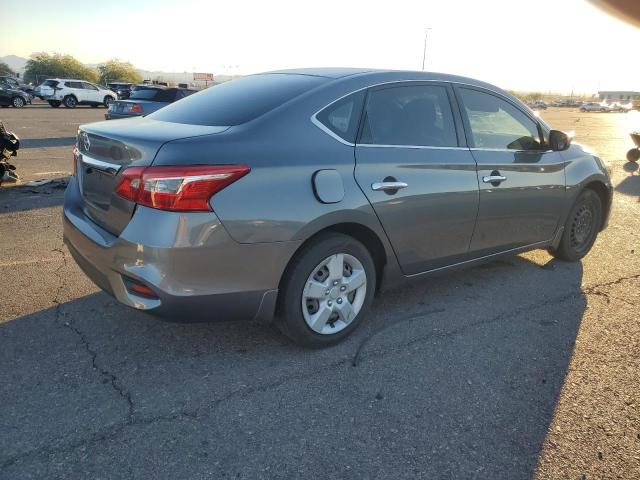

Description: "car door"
354 82 479 275
454 86 566 254
82 82 101 102
0 82 11 105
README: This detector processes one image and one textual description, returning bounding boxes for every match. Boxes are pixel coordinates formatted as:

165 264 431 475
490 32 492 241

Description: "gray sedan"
64 68 612 348
105 86 196 119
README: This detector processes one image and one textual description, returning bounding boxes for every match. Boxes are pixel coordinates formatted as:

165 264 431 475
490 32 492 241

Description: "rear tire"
549 189 602 262
275 232 376 348
63 95 77 108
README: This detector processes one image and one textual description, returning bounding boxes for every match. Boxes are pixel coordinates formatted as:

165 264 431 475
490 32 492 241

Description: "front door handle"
371 181 408 191
482 170 507 186
482 175 507 183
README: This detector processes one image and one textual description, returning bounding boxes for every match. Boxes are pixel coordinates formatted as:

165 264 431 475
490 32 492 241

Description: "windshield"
149 73 327 126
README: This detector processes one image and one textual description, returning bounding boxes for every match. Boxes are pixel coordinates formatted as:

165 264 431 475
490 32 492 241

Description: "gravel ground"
0 104 638 479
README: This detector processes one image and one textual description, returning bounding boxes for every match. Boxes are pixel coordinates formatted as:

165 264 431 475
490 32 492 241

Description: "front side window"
82 82 98 90
316 90 365 143
459 88 542 150
359 84 458 147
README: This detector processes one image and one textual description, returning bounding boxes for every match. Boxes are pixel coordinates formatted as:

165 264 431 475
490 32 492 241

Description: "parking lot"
1 104 639 479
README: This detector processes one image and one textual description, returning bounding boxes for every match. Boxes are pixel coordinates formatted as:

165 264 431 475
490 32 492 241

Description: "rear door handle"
371 181 408 191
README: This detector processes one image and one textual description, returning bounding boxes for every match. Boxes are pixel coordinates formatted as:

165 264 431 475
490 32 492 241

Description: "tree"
24 53 98 84
0 61 13 76
97 59 142 84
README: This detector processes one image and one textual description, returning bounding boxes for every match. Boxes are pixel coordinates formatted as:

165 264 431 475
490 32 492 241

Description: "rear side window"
315 90 365 143
43 80 59 87
359 84 458 147
149 74 327 126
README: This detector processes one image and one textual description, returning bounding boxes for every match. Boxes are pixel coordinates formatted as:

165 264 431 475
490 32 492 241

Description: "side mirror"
549 130 572 151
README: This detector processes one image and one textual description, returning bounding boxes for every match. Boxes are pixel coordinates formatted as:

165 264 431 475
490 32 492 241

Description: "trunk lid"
76 117 229 235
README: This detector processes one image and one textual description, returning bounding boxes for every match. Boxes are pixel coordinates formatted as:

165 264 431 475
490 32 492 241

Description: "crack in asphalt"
2 273 639 469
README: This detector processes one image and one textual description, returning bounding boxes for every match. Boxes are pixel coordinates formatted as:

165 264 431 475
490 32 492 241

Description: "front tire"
12 96 25 108
276 232 376 348
48 101 61 108
550 189 602 262
63 95 77 108
103 95 114 108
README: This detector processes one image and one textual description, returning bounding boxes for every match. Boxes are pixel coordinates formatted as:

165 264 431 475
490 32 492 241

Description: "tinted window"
65 81 82 89
459 88 542 150
82 82 98 90
43 80 59 87
129 88 177 102
359 85 457 147
150 74 327 126
316 90 365 143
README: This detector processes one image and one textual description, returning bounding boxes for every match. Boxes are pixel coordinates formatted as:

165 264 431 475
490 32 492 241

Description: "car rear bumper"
62 178 299 322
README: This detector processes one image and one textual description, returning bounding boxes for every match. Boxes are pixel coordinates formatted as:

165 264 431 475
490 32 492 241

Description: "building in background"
598 90 640 107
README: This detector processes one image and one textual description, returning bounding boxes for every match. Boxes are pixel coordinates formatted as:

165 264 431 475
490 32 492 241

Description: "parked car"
36 79 117 108
107 82 134 100
0 82 31 108
64 68 612 348
0 76 34 95
105 86 196 119
529 100 547 110
580 102 611 112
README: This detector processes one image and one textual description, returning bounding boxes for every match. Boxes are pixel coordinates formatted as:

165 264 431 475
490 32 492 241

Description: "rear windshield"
43 80 59 87
129 88 176 102
149 74 327 126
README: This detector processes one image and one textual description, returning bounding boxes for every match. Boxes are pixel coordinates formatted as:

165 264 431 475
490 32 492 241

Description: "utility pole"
422 28 432 70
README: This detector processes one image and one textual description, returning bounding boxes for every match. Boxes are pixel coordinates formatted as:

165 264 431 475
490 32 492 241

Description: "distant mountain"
0 55 28 74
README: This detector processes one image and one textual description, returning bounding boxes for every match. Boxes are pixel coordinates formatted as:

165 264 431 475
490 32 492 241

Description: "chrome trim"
310 115 354 146
371 181 408 191
310 78 551 146
482 174 507 184
80 154 121 175
359 144 467 150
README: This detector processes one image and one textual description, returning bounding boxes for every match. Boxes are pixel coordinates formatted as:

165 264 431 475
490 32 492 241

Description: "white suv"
37 79 117 108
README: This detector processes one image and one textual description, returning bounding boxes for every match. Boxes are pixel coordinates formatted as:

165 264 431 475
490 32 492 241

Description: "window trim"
310 79 544 148
452 84 550 152
355 81 464 148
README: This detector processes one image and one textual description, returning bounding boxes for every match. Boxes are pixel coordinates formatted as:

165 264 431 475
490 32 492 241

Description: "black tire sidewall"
103 96 113 107
277 233 376 348
555 189 602 261
12 97 24 107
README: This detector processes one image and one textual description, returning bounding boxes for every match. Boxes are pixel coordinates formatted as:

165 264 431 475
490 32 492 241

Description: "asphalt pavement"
0 104 638 479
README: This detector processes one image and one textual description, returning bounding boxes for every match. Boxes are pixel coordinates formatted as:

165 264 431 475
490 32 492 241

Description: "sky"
1 0 639 93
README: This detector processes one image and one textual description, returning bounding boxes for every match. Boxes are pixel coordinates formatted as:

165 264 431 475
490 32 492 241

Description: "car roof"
262 68 508 92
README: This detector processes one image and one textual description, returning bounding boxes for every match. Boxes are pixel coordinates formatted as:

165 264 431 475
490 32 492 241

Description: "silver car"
63 69 612 348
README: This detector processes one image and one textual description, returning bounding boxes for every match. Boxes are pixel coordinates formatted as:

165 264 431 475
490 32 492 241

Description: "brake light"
126 103 144 114
115 165 250 211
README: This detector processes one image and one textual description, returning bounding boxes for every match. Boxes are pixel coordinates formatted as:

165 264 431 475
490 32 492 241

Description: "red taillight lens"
127 103 144 114
115 165 250 212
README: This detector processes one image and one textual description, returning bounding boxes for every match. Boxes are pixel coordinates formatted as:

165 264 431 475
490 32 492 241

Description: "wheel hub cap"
302 253 367 335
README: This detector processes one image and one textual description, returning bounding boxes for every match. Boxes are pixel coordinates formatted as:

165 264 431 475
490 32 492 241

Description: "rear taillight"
126 103 144 114
115 165 250 212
